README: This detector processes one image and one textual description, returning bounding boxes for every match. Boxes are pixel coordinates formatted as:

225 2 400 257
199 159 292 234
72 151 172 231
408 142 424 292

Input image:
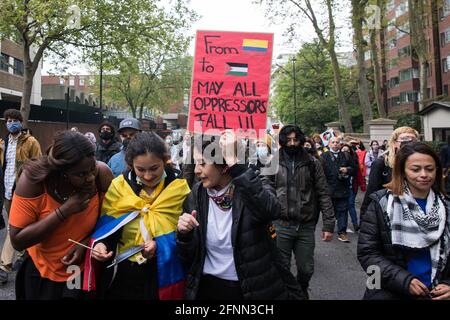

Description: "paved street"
0 209 16 300
0 192 368 300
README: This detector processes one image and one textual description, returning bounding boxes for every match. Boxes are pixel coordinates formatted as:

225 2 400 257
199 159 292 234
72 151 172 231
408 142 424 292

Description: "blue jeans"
273 221 316 290
332 197 349 235
348 189 358 227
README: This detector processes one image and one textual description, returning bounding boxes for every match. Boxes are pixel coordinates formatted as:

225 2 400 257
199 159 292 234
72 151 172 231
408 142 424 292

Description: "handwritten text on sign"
188 31 273 135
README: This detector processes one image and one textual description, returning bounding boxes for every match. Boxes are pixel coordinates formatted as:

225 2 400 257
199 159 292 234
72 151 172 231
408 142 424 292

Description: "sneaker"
338 234 350 243
0 269 8 285
354 224 360 232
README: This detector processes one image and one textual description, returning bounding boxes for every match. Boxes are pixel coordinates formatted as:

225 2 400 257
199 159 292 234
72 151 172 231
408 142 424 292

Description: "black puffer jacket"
357 189 450 300
360 157 392 217
176 165 304 300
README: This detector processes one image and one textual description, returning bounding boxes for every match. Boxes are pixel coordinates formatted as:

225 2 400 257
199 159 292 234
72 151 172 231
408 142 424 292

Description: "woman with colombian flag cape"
83 131 190 299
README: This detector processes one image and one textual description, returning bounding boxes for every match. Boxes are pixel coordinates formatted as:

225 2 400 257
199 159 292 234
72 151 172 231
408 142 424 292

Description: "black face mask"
304 147 313 154
284 145 301 156
99 132 114 140
122 138 131 150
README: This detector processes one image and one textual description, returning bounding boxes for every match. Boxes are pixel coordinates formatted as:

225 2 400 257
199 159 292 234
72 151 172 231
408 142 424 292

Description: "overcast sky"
42 0 353 75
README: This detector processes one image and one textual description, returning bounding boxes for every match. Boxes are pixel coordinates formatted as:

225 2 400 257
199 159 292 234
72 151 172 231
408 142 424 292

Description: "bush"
395 114 422 132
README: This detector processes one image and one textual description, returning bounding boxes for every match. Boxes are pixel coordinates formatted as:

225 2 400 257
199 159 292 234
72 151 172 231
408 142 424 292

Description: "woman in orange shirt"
8 131 113 300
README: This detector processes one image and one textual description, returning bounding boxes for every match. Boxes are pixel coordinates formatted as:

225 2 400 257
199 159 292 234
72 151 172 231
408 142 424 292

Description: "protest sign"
188 30 273 136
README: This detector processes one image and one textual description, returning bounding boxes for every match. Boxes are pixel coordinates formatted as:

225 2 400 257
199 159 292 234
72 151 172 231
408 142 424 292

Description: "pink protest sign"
189 30 274 136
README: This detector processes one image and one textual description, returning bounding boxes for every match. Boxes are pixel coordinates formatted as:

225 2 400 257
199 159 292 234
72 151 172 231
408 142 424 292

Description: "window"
387 38 397 50
79 77 85 86
387 0 396 11
389 57 399 69
426 63 432 77
441 29 450 48
389 77 400 88
364 51 371 61
399 68 419 81
69 78 75 86
0 53 9 72
395 1 408 18
445 0 450 16
444 57 450 73
13 58 23 76
391 96 400 106
398 45 411 58
400 91 419 103
387 19 396 32
396 21 410 39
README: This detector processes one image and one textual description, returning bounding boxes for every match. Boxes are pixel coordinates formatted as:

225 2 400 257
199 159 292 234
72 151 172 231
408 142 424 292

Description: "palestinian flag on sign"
226 62 248 76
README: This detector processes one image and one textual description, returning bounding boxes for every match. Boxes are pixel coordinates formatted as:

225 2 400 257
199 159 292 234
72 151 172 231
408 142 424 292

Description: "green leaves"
0 0 197 122
271 40 361 134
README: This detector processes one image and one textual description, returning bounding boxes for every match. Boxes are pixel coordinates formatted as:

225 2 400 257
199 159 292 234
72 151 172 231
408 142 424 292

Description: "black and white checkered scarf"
386 185 450 286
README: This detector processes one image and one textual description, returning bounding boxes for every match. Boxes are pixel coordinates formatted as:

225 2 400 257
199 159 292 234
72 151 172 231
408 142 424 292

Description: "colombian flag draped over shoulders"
83 174 190 299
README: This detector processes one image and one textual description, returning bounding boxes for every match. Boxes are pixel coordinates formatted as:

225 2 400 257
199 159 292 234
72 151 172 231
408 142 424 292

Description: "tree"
368 0 387 118
352 0 373 132
257 0 354 132
272 41 361 134
408 0 433 111
0 0 196 126
101 54 193 119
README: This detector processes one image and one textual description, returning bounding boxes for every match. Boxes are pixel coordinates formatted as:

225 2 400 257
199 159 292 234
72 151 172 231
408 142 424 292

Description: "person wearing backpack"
271 125 335 299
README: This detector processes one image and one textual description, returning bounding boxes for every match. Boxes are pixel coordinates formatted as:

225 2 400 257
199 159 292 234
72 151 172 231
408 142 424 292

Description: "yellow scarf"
101 174 190 245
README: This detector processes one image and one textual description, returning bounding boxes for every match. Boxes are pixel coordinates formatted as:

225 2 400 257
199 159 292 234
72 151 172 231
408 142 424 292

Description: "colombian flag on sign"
242 38 269 52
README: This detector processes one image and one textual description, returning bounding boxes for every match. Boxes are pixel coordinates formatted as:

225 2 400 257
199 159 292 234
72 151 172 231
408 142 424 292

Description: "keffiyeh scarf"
386 185 450 286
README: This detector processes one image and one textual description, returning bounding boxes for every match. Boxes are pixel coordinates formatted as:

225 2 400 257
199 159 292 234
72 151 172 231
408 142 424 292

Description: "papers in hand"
106 245 144 269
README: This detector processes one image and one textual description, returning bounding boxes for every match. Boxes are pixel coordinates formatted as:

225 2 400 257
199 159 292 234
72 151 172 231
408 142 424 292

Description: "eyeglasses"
396 137 417 143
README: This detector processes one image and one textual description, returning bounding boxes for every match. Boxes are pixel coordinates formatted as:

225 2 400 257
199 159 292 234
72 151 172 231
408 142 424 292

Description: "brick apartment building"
0 38 42 106
368 0 450 117
41 75 98 107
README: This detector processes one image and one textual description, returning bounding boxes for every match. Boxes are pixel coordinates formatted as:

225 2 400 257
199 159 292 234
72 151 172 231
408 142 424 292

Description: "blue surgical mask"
7 121 22 134
136 170 167 188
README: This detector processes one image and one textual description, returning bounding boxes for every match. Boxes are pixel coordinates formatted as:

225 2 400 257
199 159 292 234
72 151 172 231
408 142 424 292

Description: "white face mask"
256 146 269 158
136 170 167 188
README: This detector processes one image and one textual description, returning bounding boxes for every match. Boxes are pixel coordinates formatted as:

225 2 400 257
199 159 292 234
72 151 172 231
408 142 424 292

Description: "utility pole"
292 57 297 125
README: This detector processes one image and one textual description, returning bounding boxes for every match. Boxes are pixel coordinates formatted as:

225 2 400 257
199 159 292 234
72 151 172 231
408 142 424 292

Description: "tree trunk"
139 103 144 120
129 102 137 118
352 0 373 133
408 0 429 111
369 29 386 118
419 57 428 110
378 0 389 117
329 50 353 133
20 45 38 128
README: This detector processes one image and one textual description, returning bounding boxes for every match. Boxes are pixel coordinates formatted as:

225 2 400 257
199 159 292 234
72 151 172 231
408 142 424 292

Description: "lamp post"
275 57 298 125
292 57 297 125
65 76 71 130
